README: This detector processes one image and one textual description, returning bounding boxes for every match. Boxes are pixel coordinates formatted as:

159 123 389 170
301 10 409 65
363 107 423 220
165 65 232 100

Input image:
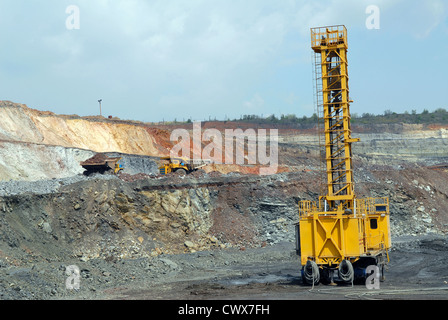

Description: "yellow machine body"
159 157 191 175
298 198 391 267
114 162 124 174
159 157 212 175
297 26 391 284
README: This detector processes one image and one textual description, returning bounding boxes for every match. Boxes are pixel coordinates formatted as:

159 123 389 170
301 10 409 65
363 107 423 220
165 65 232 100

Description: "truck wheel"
175 168 187 176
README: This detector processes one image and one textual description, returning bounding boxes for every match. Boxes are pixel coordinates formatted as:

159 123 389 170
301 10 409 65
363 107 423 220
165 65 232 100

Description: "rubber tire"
338 259 354 284
175 168 188 176
302 260 320 286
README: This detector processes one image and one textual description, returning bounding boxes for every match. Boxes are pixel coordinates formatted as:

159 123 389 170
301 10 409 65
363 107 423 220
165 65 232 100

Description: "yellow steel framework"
312 25 358 210
297 26 391 285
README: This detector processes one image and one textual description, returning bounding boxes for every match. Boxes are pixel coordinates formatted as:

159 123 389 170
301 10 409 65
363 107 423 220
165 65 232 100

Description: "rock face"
116 187 215 254
354 130 448 165
279 125 448 167
0 174 304 264
0 101 172 156
0 141 94 181
2 100 448 181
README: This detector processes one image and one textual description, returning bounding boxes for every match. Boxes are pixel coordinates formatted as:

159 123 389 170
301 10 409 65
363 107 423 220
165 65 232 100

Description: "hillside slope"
1 100 448 182
0 101 172 156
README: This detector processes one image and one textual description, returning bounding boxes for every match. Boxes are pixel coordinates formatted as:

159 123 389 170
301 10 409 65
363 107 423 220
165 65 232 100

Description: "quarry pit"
1 101 448 300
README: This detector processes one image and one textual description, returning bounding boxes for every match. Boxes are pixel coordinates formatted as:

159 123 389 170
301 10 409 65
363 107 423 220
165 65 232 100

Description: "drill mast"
311 25 358 211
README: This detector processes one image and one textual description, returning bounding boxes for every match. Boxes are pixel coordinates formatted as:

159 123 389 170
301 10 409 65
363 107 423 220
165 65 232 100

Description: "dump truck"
80 153 123 175
159 156 212 175
295 25 391 286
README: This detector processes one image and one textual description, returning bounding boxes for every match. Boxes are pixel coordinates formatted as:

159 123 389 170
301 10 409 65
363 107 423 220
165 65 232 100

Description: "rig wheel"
302 260 320 286
338 259 354 284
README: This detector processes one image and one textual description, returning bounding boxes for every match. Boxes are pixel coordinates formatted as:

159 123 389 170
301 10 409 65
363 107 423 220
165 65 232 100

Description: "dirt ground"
52 236 448 301
2 158 448 301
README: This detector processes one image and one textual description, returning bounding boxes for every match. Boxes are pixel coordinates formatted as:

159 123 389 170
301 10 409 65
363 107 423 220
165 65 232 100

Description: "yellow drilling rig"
295 25 391 285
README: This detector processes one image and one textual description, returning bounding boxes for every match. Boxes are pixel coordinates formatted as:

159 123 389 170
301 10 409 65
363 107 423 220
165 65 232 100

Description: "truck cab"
159 157 190 175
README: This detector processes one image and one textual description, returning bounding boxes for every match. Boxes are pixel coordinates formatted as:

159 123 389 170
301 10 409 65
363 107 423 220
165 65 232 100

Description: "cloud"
375 0 448 38
0 1 334 120
244 94 265 110
0 0 446 121
415 0 447 38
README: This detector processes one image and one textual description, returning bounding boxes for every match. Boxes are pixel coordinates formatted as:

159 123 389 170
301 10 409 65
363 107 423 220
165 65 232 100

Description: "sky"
0 0 447 122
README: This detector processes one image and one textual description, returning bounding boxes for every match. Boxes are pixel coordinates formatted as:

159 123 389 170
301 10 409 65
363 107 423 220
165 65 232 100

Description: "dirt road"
71 236 448 301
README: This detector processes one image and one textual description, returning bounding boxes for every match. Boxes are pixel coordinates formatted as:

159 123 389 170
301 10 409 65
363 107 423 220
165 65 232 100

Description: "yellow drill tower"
296 25 391 285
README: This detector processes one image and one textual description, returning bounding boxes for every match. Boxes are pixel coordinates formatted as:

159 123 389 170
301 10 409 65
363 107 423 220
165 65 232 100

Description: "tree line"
234 108 448 125
160 108 448 126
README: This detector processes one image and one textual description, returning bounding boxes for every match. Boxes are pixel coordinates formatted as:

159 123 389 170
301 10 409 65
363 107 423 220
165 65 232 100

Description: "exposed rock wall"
279 128 448 166
0 174 307 264
0 101 171 156
0 141 94 181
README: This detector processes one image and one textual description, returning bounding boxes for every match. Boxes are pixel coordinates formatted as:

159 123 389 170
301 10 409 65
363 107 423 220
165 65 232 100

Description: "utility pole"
98 99 102 116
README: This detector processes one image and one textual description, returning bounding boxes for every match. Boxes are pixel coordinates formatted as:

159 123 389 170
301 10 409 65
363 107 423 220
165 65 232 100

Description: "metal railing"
299 197 389 217
355 197 390 216
311 25 348 50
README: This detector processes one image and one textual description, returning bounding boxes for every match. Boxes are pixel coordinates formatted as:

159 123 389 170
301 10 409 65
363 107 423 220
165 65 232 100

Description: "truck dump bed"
80 153 122 174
